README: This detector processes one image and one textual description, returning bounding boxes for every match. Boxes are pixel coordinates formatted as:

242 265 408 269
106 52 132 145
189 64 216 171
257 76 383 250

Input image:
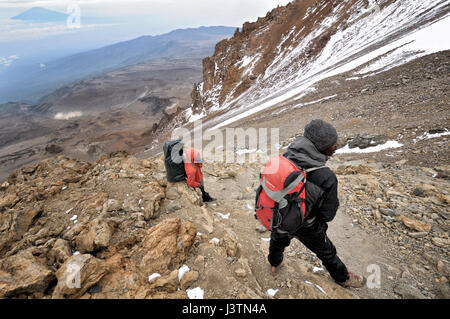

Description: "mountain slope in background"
11 7 69 22
0 26 236 104
31 58 203 117
183 0 449 129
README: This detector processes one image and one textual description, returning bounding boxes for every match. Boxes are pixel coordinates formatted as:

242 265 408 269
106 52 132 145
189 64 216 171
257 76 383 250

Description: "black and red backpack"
255 155 325 234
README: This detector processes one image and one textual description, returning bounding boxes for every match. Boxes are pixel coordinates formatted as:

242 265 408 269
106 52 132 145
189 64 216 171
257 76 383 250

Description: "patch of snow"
413 129 450 143
148 273 161 282
314 284 327 295
186 107 207 123
65 208 73 214
70 215 77 221
313 267 324 273
261 238 271 242
267 289 279 297
54 112 83 120
304 281 327 295
236 55 257 68
211 238 220 244
186 287 204 299
178 264 190 282
217 212 230 219
336 141 403 154
273 94 338 115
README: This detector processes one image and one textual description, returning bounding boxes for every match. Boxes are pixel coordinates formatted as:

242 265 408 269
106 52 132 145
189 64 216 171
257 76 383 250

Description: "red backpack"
255 156 325 234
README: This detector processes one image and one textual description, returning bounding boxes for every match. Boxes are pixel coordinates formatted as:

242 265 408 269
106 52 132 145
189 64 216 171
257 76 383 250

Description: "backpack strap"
304 166 327 173
261 173 305 208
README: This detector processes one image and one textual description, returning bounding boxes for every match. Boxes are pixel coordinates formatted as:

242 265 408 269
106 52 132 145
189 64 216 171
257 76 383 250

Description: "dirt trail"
187 157 445 299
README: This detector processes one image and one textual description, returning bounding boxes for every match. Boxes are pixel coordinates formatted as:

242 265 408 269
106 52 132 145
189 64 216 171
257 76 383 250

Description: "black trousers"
268 221 349 283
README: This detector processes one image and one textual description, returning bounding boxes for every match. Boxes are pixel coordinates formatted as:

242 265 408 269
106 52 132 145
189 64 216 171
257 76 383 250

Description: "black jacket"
283 136 340 223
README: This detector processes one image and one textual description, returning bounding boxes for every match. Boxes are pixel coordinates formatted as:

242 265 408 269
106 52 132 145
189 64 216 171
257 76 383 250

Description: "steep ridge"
181 0 449 129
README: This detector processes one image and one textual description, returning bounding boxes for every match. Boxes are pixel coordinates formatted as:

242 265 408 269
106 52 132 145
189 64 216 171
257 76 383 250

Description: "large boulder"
48 239 72 266
0 249 55 298
137 218 197 276
75 217 114 254
0 206 43 256
52 254 109 299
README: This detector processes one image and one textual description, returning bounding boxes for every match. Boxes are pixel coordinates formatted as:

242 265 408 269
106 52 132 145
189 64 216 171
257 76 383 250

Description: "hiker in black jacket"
268 119 366 288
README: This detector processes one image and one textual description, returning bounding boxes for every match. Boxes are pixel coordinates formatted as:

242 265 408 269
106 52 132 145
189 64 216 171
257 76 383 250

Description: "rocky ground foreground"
0 147 448 299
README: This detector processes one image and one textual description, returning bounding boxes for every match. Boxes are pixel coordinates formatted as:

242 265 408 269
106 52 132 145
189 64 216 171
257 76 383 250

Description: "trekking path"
178 156 449 299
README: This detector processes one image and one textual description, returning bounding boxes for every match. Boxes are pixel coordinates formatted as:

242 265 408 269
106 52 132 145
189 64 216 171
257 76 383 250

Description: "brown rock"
399 216 432 233
49 239 72 266
75 218 113 254
222 234 239 257
235 268 247 278
437 260 450 276
142 184 165 220
149 270 179 293
180 270 199 290
138 219 196 276
52 254 108 299
432 237 450 248
0 206 43 255
0 249 55 298
0 194 20 211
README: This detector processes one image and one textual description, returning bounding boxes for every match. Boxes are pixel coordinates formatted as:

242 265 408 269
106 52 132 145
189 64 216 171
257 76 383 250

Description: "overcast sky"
0 0 293 61
0 0 293 26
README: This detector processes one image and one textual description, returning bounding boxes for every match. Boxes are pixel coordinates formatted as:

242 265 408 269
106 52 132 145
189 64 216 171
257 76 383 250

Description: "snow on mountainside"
184 0 450 130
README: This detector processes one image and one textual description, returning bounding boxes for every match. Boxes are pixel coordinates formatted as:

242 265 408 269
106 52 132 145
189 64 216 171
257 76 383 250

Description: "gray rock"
105 199 121 212
436 283 450 299
438 211 449 220
379 208 397 217
348 134 387 149
166 187 179 200
135 221 147 229
430 213 440 220
408 232 428 239
437 260 450 276
393 282 427 299
412 188 425 197
255 225 268 233
166 201 182 213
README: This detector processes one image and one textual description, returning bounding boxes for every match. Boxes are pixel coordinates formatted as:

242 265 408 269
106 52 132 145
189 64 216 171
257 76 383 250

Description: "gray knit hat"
304 119 338 152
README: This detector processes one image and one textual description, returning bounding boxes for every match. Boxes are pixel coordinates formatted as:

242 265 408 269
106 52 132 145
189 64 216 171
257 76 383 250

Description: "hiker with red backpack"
163 140 215 203
184 147 215 202
255 119 366 288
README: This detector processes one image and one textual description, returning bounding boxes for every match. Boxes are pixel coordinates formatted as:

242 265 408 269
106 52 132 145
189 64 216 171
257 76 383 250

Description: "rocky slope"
0 151 354 299
0 147 448 299
181 0 449 129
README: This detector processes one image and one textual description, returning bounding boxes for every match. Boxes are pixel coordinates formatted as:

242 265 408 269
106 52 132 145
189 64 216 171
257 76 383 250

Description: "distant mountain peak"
11 7 69 22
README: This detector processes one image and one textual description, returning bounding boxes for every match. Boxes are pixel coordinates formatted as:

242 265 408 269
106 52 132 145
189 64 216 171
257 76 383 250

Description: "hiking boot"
270 263 284 276
339 272 366 288
202 192 215 202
